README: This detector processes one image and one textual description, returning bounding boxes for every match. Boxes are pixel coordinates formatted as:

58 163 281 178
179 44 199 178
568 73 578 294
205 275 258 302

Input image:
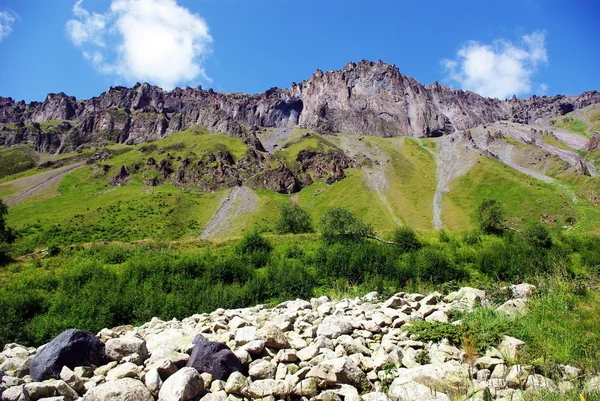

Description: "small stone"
105 337 149 363
247 379 290 398
146 358 178 380
274 349 297 363
240 340 265 357
498 336 525 361
59 366 84 393
224 371 248 396
158 367 204 401
477 369 491 382
83 378 154 401
506 365 529 389
105 362 141 381
248 360 276 380
294 378 318 397
93 361 117 377
425 310 448 323
24 382 57 400
145 368 163 395
73 366 94 378
51 379 80 401
257 324 289 349
475 356 504 370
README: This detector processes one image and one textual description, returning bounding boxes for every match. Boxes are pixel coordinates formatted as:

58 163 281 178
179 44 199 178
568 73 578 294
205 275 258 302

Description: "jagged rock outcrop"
1 60 598 153
589 132 600 152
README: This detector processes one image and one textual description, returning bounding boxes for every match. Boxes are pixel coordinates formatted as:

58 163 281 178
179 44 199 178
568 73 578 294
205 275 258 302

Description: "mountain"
1 60 599 154
1 60 600 244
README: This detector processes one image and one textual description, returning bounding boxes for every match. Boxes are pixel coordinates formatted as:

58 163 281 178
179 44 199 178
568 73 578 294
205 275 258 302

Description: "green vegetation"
375 137 437 230
542 134 573 150
551 116 589 136
0 147 37 178
319 207 374 243
408 308 510 354
0 198 13 263
476 198 505 235
275 202 314 234
443 156 579 231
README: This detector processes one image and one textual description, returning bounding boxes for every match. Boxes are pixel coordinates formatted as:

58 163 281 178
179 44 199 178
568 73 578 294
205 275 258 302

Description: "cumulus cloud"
0 10 17 41
442 31 548 99
66 0 213 89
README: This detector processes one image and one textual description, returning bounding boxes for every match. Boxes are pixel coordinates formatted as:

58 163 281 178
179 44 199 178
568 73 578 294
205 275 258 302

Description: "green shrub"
523 222 553 250
409 308 511 354
476 198 505 235
391 226 421 253
408 321 462 344
234 229 272 268
319 208 374 243
274 202 314 234
414 247 468 284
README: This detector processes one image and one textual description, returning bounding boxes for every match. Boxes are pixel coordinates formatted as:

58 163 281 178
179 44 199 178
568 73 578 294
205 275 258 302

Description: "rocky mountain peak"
1 59 599 154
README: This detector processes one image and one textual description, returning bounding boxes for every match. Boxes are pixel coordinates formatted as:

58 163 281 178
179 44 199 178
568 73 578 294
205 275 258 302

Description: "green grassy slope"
0 146 37 178
3 126 600 250
442 156 579 231
375 137 437 230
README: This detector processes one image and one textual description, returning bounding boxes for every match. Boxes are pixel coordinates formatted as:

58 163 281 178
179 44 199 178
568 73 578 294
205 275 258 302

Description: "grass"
0 147 37 178
542 135 573 151
504 135 530 149
442 156 579 231
275 131 339 164
552 117 589 136
297 168 397 233
373 137 437 230
512 279 600 374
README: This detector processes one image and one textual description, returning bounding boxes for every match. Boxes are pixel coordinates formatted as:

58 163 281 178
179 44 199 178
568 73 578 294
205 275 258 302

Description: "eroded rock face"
2 61 598 153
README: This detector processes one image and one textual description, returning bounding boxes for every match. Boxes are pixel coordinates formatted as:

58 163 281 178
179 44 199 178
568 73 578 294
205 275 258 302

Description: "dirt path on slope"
3 162 86 206
335 135 401 225
433 135 478 229
199 186 260 239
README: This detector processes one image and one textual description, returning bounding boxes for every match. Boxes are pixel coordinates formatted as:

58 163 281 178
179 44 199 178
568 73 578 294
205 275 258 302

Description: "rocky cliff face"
1 60 599 153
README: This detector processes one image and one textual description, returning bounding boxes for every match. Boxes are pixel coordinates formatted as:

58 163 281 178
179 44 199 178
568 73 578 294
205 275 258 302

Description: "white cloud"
0 10 17 41
442 31 548 99
66 0 213 89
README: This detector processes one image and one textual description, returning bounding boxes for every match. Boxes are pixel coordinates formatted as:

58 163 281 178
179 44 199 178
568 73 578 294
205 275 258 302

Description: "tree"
476 198 505 235
523 222 553 249
0 198 7 240
319 208 373 243
392 226 421 253
0 198 12 263
274 202 314 234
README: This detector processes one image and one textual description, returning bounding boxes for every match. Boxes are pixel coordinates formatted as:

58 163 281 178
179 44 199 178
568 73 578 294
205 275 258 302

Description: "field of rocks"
1 283 597 401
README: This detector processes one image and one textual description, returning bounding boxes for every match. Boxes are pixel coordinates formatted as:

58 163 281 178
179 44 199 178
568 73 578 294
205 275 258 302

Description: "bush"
234 230 272 268
274 202 314 234
320 208 373 243
476 198 504 235
523 222 553 250
392 226 421 253
414 247 468 284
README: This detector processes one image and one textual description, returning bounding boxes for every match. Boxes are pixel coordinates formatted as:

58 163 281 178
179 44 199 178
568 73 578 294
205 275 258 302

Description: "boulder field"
0 284 596 401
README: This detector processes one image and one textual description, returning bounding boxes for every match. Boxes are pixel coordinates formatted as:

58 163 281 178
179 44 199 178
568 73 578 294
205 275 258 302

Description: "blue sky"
0 0 598 102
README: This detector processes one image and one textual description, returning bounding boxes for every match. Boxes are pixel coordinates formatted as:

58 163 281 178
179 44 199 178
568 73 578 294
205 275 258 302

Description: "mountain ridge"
1 59 599 154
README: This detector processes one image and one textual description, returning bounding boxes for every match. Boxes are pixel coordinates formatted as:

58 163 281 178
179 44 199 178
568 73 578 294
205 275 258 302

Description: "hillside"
0 60 599 247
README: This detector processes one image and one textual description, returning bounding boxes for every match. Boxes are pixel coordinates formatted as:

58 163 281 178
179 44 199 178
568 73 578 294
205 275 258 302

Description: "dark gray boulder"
30 329 108 381
186 334 242 381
